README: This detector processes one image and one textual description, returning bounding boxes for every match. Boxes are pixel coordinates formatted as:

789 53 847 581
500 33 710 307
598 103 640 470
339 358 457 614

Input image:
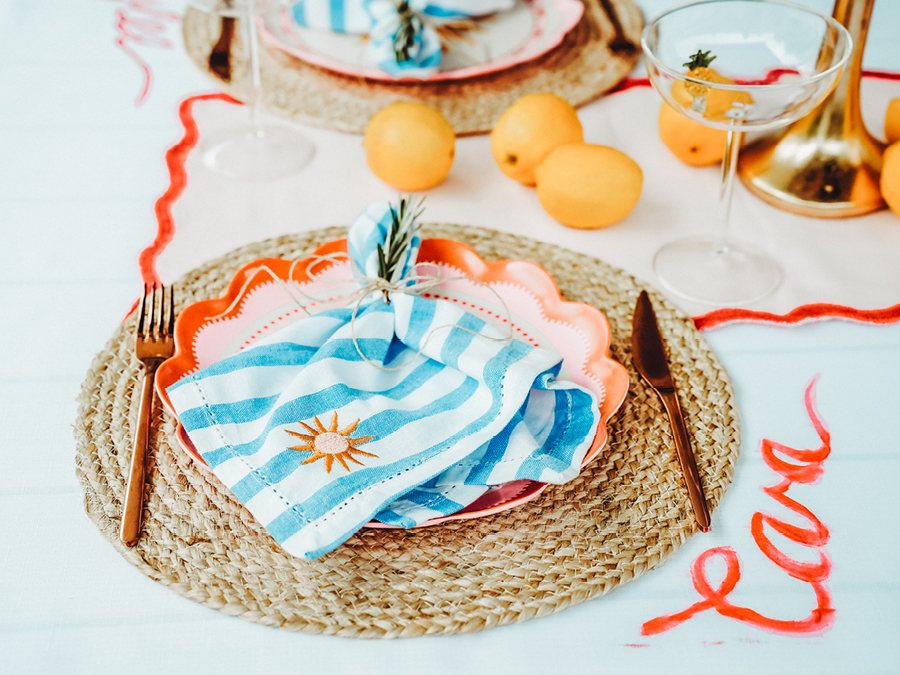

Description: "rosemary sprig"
376 195 425 295
393 1 418 63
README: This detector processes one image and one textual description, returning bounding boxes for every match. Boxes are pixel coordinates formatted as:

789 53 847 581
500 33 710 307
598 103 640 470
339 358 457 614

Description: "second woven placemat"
75 224 739 637
182 0 643 134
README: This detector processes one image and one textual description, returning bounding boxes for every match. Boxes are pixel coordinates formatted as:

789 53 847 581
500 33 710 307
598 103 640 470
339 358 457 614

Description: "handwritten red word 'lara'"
642 377 835 636
106 0 180 105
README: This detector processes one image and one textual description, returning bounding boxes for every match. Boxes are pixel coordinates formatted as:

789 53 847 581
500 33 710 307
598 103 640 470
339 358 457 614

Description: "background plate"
259 0 584 82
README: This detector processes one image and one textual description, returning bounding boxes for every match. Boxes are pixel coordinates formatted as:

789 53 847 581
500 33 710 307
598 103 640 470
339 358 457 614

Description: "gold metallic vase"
737 0 885 218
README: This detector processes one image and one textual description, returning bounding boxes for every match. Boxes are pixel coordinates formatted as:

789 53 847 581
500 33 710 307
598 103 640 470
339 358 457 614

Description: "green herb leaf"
378 195 425 286
393 2 417 63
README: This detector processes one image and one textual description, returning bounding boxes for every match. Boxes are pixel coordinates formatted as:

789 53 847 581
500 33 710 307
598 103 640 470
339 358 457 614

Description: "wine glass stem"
245 0 263 133
716 129 743 254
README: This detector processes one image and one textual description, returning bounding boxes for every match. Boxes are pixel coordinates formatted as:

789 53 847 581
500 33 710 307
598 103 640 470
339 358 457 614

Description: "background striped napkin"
290 0 515 78
166 202 599 560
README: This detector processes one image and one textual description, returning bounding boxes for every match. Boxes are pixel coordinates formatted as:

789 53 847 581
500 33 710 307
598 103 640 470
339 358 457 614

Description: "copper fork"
120 283 176 547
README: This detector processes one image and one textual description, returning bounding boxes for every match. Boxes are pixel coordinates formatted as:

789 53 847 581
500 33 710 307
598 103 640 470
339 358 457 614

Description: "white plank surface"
2 1 899 672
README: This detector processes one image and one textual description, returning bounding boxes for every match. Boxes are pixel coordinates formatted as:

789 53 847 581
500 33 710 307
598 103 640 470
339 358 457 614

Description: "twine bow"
212 252 514 372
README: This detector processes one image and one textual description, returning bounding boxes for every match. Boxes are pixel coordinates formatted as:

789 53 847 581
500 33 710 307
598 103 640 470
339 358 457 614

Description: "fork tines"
138 283 175 341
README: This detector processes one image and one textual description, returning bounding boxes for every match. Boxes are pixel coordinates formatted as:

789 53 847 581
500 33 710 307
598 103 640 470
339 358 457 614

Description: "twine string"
209 252 515 371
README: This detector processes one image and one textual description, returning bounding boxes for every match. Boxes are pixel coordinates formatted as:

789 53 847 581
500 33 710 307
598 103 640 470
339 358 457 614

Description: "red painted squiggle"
862 69 900 82
611 69 900 94
642 378 835 636
693 302 900 330
612 69 805 91
609 76 650 93
108 0 180 105
138 93 244 287
739 68 802 85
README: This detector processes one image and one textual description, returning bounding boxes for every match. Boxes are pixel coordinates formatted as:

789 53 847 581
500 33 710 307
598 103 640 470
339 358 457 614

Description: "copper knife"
631 290 711 532
208 16 235 82
597 0 638 55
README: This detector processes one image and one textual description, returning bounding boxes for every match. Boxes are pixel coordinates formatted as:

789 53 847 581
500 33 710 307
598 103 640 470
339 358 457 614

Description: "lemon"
885 98 900 144
363 102 455 192
881 143 900 216
658 102 726 166
491 93 584 186
535 143 643 229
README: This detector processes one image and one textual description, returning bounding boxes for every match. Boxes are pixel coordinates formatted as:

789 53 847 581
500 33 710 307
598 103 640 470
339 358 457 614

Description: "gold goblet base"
738 122 886 218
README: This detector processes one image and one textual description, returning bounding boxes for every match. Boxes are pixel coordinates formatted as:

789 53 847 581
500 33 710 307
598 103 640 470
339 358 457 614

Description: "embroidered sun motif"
286 412 377 473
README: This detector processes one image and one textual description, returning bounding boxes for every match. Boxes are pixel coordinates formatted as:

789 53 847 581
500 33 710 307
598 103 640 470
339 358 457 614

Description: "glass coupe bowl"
641 0 851 305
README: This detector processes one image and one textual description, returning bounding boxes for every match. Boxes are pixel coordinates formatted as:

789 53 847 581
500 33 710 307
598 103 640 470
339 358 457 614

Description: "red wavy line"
113 2 179 106
612 69 900 94
138 93 243 286
693 303 900 330
609 76 650 93
114 11 153 106
863 69 900 81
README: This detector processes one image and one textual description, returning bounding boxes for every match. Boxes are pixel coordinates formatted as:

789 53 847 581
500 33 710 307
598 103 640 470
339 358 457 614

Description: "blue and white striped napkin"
166 201 599 560
290 0 514 78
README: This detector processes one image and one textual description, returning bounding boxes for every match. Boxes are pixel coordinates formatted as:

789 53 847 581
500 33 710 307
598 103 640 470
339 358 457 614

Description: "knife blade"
631 290 711 532
209 16 235 82
597 0 638 55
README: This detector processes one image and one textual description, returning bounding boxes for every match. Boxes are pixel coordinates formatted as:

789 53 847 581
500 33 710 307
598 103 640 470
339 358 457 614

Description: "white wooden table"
2 1 899 672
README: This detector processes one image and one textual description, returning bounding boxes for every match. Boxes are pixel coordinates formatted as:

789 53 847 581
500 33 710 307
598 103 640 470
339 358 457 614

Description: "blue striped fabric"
289 0 514 78
166 202 600 560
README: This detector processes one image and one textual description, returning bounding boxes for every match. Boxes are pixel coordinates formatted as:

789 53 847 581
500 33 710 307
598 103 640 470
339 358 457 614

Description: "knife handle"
658 389 712 531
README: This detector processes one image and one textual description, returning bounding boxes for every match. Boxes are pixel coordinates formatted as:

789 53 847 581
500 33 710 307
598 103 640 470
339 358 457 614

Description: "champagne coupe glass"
641 0 851 305
190 0 315 180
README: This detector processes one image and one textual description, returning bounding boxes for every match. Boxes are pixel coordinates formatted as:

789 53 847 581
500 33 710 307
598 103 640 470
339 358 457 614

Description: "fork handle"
120 366 156 547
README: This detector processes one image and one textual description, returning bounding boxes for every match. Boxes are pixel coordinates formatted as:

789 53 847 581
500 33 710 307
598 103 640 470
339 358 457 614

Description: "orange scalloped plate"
156 238 629 527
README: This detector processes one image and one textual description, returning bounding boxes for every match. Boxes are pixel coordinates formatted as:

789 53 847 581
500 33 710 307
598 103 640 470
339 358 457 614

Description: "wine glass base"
653 236 782 306
200 123 315 181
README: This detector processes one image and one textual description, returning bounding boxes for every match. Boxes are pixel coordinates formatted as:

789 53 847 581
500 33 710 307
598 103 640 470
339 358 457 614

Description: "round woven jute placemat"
182 0 643 134
75 225 739 638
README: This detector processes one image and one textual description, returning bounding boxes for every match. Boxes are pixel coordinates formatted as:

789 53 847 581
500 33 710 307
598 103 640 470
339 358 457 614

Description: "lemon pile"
358 89 899 225
491 93 642 229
